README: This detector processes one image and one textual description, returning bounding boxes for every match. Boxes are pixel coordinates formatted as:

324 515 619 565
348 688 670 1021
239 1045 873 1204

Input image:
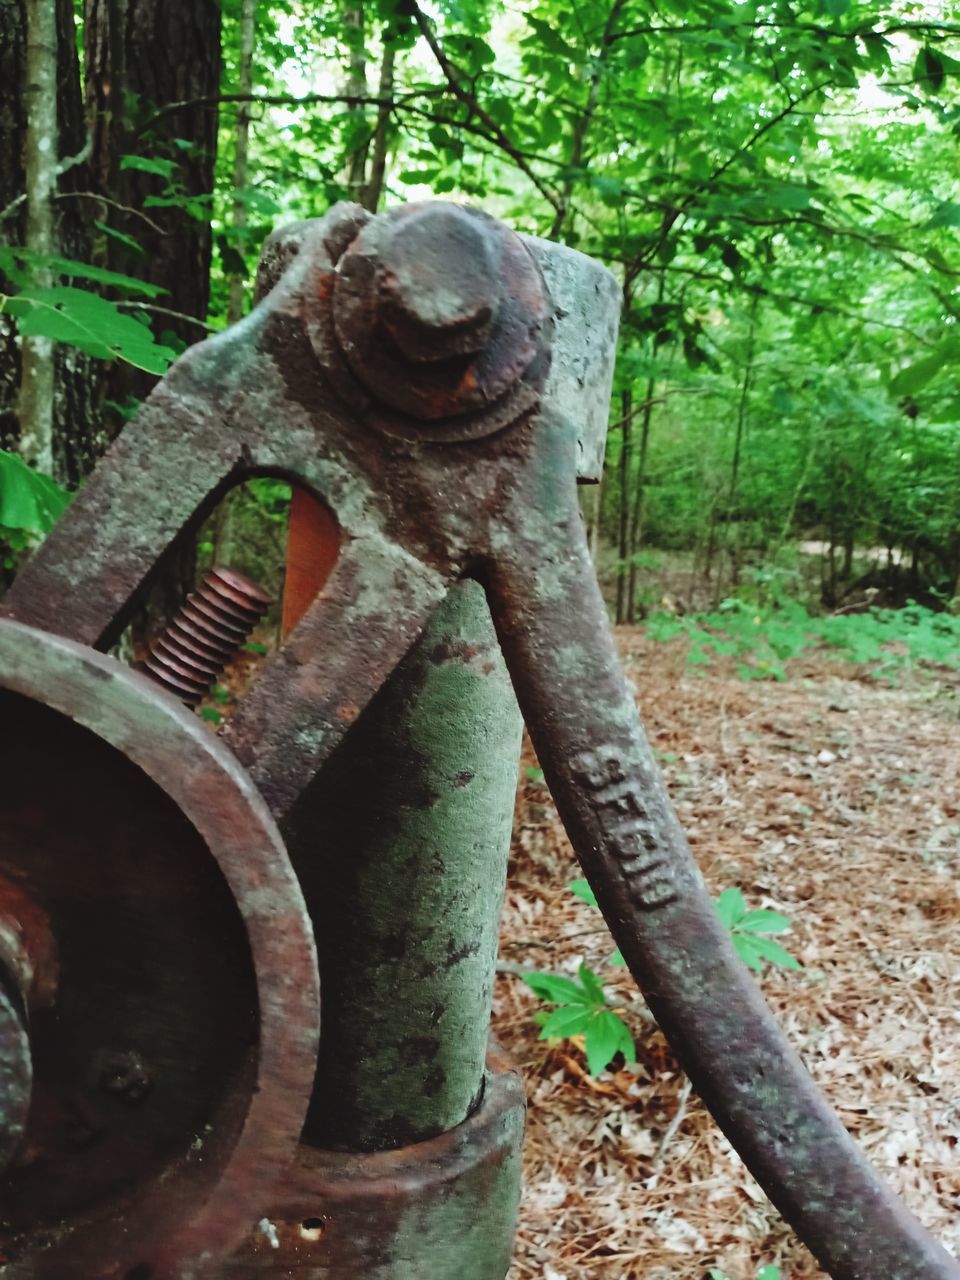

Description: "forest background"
2 0 960 637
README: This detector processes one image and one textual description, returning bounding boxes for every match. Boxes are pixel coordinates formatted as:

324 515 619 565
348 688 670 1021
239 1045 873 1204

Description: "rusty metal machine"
0 201 955 1279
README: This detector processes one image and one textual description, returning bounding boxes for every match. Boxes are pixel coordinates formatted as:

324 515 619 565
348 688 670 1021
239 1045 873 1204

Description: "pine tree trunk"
85 0 222 370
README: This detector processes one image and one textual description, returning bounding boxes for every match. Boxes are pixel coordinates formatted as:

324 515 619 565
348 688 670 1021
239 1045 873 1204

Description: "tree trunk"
362 38 395 212
85 0 223 638
227 0 256 326
615 388 631 625
17 0 59 476
1 0 99 486
0 0 27 456
85 0 222 374
343 2 368 199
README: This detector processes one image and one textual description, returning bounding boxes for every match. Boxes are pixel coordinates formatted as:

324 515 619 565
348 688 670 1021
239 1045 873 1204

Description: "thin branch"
652 1077 693 1173
114 301 215 331
54 191 166 235
0 131 92 225
608 387 716 432
609 18 960 44
408 1 562 211
143 87 446 125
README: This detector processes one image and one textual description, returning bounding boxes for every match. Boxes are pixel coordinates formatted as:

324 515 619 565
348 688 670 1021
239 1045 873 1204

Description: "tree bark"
227 0 256 325
0 0 27 456
17 0 58 476
343 2 369 199
362 38 395 212
84 0 223 636
85 0 222 371
1 0 99 486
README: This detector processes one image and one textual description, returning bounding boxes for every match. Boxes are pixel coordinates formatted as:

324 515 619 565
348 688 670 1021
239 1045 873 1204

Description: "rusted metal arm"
485 481 958 1280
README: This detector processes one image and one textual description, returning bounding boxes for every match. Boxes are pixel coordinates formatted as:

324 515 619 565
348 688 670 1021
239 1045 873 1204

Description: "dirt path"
496 628 960 1279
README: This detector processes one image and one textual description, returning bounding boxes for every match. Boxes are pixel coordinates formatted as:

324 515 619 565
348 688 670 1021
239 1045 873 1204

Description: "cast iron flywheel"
0 620 320 1280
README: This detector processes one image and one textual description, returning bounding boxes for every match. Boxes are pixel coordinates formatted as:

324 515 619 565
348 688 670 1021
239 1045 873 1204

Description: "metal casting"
0 199 955 1278
0 622 319 1278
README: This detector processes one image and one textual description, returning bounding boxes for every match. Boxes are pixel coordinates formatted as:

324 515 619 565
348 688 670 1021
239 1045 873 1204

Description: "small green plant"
522 964 636 1076
646 597 960 683
521 882 800 1077
715 888 802 974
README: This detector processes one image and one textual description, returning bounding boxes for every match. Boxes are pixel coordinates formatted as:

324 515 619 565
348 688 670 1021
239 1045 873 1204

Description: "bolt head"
376 205 502 362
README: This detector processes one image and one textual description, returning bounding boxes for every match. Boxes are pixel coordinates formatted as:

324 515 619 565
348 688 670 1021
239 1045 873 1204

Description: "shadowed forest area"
0 1 958 1276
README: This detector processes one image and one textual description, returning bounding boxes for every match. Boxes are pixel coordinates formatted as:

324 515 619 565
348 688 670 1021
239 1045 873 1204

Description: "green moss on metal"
287 580 523 1152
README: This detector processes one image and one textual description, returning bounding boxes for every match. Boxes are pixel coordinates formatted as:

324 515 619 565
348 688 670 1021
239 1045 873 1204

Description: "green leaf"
539 1004 593 1039
4 247 163 296
577 963 607 1008
768 185 813 211
924 201 960 231
732 933 767 972
737 909 792 934
0 450 70 534
914 46 945 94
521 972 588 1005
715 886 746 929
12 287 175 373
569 877 598 908
741 935 802 971
120 153 178 179
584 1010 634 1076
889 340 956 398
94 221 146 257
757 1267 782 1280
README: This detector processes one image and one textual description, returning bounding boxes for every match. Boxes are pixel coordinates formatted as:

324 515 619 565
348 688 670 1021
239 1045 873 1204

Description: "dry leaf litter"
496 628 959 1280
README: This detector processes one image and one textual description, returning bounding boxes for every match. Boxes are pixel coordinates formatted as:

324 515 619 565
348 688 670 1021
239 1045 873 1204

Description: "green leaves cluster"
0 450 70 565
715 889 801 975
522 880 799 1077
523 964 637 1078
647 597 960 683
709 1266 781 1280
0 247 175 374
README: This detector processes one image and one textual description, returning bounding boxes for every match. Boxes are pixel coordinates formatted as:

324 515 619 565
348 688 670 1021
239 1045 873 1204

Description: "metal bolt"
143 567 271 708
376 205 502 363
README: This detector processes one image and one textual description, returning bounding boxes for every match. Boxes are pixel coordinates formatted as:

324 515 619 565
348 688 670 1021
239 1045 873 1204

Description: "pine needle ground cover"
495 628 959 1279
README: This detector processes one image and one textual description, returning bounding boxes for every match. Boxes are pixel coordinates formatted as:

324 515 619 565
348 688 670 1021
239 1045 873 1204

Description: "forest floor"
495 626 960 1280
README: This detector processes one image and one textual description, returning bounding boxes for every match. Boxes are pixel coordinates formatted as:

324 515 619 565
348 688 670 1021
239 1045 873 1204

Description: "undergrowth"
646 598 960 682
